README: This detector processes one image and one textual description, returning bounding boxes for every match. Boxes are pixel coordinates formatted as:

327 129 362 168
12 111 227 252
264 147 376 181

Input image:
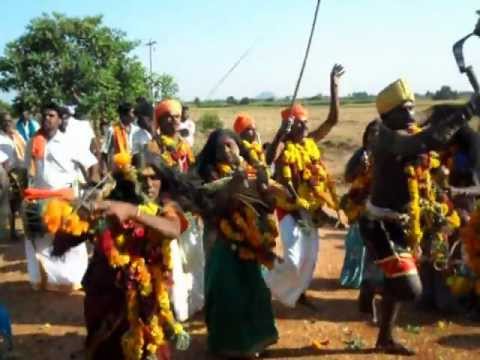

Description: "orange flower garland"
219 205 278 269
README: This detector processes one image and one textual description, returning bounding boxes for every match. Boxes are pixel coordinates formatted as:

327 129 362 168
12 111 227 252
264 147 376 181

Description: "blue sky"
1 0 480 101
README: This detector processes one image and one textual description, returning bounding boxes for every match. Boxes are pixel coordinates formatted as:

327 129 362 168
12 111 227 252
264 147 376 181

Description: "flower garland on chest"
404 125 460 253
278 137 338 212
42 199 187 359
342 163 372 223
242 140 266 165
157 135 194 172
213 161 278 268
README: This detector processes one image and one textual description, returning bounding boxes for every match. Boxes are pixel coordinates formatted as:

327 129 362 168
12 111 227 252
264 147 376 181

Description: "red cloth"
376 254 418 278
23 187 74 201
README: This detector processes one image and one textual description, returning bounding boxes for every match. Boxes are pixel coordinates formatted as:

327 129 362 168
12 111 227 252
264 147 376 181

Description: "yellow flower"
113 151 132 170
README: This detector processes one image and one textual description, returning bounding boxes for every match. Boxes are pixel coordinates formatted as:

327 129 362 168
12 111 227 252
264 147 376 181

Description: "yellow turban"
155 99 182 119
376 79 415 115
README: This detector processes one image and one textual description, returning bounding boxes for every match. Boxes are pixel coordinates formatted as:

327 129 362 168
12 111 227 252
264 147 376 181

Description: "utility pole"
145 39 157 100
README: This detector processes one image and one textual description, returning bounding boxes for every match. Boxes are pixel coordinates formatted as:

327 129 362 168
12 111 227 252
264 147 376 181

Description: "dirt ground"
0 103 479 359
0 227 479 360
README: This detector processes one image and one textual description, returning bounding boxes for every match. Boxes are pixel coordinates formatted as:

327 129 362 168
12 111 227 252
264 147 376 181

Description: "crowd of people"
0 64 479 359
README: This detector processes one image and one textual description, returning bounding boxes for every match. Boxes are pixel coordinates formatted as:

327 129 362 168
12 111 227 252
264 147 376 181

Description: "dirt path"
0 228 479 359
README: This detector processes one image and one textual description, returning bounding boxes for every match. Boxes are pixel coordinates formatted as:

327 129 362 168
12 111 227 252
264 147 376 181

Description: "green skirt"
205 239 278 357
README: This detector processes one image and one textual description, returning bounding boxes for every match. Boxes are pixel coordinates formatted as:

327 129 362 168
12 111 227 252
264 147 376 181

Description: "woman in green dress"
195 129 279 359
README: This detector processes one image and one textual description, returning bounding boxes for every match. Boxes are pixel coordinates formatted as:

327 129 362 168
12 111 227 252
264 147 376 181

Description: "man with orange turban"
233 113 266 169
264 64 345 309
357 78 480 355
148 99 203 322
147 99 193 172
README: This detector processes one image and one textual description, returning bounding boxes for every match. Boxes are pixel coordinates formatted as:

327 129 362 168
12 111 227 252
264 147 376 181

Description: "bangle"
135 206 142 218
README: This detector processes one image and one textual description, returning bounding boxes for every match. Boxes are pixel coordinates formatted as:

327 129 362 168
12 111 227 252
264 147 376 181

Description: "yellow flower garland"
158 135 194 169
242 140 266 165
279 137 338 212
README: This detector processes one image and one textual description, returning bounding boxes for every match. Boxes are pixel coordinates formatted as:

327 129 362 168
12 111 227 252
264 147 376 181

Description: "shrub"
198 112 223 133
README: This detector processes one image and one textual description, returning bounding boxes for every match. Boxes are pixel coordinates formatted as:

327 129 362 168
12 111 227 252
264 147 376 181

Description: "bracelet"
135 205 142 218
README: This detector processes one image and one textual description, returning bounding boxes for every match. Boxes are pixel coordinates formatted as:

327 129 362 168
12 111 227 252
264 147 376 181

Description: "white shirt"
132 128 152 155
64 117 97 170
0 150 7 164
101 123 139 155
178 119 195 148
0 131 24 170
25 131 78 189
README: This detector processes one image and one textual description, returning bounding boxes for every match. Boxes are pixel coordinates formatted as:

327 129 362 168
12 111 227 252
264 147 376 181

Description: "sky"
1 0 480 101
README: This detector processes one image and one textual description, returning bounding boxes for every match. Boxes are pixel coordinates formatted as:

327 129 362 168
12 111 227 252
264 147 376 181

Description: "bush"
239 97 250 105
198 112 223 133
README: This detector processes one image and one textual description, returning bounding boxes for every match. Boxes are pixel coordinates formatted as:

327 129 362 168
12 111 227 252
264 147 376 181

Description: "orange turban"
281 104 308 122
233 113 255 134
155 99 182 119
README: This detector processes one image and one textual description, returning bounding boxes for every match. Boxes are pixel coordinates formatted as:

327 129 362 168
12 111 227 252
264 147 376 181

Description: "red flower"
133 226 145 238
98 228 114 255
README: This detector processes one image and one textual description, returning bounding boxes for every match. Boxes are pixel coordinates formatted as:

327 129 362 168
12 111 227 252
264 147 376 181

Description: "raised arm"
308 64 345 143
376 97 480 158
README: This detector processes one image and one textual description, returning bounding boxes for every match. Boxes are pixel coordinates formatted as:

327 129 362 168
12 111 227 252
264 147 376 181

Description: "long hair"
194 128 251 183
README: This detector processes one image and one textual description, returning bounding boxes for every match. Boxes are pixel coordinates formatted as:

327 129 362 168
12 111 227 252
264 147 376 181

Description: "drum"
21 199 46 238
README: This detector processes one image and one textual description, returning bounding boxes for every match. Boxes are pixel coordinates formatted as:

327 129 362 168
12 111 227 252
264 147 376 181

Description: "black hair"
41 102 62 116
118 102 133 116
195 128 251 183
134 100 154 118
182 105 189 111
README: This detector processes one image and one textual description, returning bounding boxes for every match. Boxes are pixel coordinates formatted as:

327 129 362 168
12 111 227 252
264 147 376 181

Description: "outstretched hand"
330 63 345 86
94 200 137 223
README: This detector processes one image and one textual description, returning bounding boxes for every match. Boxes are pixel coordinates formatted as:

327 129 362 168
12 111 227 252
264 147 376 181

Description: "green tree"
150 73 179 100
226 96 237 105
0 13 149 120
432 85 458 100
0 99 11 114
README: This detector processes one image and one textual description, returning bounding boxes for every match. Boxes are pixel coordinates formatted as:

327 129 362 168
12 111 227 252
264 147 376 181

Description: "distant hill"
256 91 276 100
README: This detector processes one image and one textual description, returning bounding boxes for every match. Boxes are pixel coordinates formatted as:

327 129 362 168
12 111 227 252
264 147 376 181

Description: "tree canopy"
0 13 150 120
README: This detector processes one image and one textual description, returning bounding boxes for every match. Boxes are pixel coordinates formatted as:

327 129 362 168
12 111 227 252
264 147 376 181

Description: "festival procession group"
1 62 480 359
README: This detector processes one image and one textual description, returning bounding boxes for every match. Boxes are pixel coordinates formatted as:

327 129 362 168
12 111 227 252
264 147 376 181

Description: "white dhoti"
24 235 88 292
170 214 205 322
264 213 319 307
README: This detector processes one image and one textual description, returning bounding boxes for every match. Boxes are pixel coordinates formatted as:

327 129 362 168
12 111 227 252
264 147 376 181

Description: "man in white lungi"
264 65 345 308
23 103 96 291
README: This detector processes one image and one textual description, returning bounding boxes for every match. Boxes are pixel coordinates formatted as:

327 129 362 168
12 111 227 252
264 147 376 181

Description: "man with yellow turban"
358 78 480 355
263 64 345 309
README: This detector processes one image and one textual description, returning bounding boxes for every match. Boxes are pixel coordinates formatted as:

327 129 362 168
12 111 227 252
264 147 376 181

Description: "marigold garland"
214 160 278 268
242 140 266 172
278 137 338 212
42 199 89 236
341 164 372 223
43 200 187 359
157 135 194 171
219 205 278 269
